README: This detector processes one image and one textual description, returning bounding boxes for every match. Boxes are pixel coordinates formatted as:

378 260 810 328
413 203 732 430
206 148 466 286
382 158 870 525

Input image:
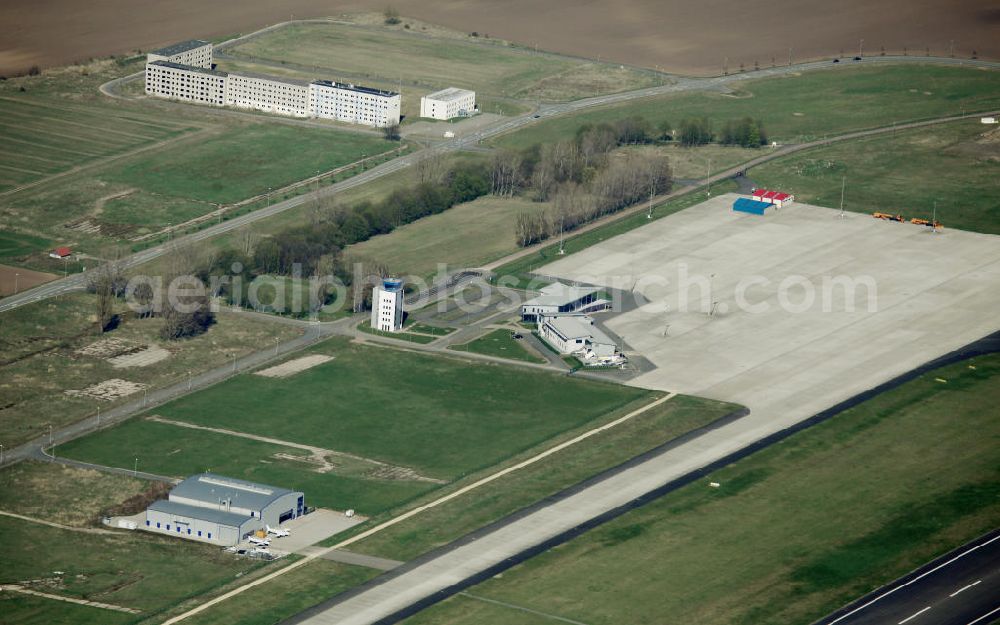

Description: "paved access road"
817 531 1000 625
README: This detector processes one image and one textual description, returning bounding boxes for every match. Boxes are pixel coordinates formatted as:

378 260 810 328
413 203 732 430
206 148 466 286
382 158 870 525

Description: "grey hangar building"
144 473 304 546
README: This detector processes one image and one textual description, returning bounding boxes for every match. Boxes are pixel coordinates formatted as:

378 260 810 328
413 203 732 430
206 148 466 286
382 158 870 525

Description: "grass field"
494 64 1000 150
616 143 762 180
0 462 144 527
179 559 379 625
449 328 545 364
0 292 303 447
59 337 651 513
345 196 549 277
0 516 263 624
404 353 1000 625
0 70 198 193
753 120 1000 234
228 22 659 103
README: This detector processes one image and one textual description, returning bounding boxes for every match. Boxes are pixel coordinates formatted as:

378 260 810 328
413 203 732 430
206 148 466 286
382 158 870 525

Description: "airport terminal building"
521 282 609 322
144 473 304 546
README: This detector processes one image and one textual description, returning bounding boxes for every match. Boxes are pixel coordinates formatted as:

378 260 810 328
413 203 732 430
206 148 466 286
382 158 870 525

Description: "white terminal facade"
371 278 404 332
420 87 477 120
144 40 400 127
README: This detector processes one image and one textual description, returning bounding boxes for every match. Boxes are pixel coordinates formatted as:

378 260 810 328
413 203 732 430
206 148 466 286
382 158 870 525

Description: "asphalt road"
817 531 1000 625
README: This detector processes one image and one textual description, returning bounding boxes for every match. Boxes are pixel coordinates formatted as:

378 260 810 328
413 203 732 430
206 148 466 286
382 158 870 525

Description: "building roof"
311 80 398 98
150 40 211 57
52 246 72 257
148 499 253 528
524 282 602 308
543 314 616 347
733 198 771 214
170 473 297 511
147 60 228 77
424 87 475 102
230 70 310 88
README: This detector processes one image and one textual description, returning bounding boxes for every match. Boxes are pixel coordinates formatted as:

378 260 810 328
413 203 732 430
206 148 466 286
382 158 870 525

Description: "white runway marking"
968 605 1000 625
898 606 931 624
950 579 982 597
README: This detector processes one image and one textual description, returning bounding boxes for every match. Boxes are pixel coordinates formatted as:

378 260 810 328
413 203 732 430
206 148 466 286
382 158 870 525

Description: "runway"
818 530 1000 625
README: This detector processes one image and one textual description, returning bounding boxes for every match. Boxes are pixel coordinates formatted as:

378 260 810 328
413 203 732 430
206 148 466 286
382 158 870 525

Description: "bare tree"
490 150 523 197
235 229 258 258
346 255 388 313
416 151 447 184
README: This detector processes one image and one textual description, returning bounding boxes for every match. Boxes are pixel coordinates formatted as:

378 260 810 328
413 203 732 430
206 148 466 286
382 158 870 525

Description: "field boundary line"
0 584 141 614
159 392 677 625
0 509 118 535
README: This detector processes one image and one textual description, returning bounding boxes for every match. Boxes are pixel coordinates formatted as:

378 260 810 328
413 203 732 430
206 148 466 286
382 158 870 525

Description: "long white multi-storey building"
144 41 400 126
146 39 213 68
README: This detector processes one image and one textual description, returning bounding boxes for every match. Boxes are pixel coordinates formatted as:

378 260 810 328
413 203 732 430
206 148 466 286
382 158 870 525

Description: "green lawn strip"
351 393 738 562
58 418 436 514
0 516 263 618
357 321 438 344
753 119 1000 234
494 64 1000 150
496 180 737 278
344 195 548 277
404 353 1000 625
448 328 545 364
180 559 381 625
101 124 393 205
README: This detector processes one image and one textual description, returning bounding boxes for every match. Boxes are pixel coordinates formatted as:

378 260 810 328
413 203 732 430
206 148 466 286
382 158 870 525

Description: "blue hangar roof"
170 473 298 511
733 198 772 215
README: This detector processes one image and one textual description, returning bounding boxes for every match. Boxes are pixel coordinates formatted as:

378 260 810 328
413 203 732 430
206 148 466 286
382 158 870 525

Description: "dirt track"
2 0 997 76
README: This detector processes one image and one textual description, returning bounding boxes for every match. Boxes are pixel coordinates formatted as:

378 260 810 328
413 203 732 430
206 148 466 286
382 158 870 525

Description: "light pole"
142 388 147 407
1 443 4 464
49 424 52 447
13 273 18 294
232 353 237 374
188 371 192 391
274 338 280 356
134 457 138 477
706 158 712 196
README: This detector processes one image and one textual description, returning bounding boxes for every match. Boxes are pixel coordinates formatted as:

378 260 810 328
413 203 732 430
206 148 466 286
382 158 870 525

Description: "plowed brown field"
2 0 997 77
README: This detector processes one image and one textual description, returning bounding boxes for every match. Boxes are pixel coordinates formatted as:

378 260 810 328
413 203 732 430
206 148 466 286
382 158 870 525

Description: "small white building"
521 282 609 322
226 72 310 117
982 117 998 124
144 61 227 106
420 87 476 120
537 313 622 364
310 81 401 127
371 278 404 332
146 40 213 68
144 473 304 546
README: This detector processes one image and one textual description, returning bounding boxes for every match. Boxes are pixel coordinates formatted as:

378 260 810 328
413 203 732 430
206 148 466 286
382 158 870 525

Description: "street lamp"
134 457 138 477
13 273 18 294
